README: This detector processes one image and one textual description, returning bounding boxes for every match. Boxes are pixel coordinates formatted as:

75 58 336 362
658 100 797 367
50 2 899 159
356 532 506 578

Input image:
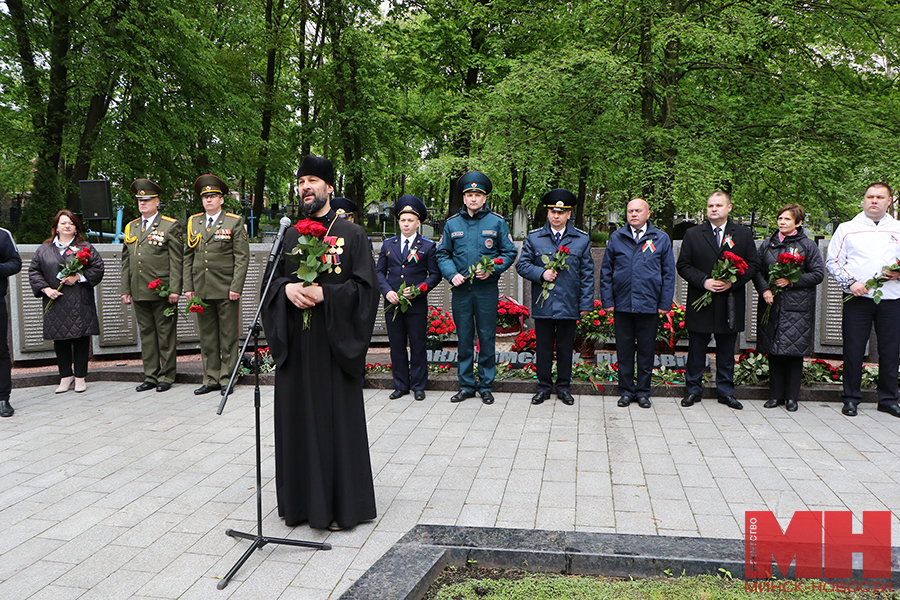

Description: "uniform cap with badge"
541 188 576 212
331 197 359 218
194 174 230 198
394 195 427 220
131 179 162 200
457 171 493 196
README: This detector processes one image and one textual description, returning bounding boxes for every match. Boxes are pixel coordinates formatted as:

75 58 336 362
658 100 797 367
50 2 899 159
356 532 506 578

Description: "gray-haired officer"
435 171 518 404
376 195 441 400
121 179 183 392
184 175 250 395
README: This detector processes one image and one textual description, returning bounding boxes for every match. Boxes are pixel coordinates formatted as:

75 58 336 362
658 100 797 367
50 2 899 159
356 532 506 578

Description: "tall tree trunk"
254 0 286 220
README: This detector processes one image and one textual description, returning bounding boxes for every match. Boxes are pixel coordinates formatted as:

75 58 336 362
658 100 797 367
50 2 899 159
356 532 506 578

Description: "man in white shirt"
826 182 900 418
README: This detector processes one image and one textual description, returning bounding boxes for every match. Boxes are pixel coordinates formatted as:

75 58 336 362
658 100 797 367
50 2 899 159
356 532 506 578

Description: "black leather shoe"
531 391 550 405
842 403 857 417
558 391 575 406
785 399 798 412
480 391 495 405
764 399 779 409
617 395 632 407
194 384 221 395
136 382 156 392
877 404 900 418
681 393 701 407
414 390 426 401
637 396 651 409
0 400 13 417
718 396 743 410
156 382 172 392
450 390 475 403
389 389 409 400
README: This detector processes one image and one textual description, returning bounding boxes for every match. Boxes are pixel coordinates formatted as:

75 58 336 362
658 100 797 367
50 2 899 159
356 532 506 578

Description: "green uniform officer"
184 175 250 395
435 171 518 404
120 179 183 392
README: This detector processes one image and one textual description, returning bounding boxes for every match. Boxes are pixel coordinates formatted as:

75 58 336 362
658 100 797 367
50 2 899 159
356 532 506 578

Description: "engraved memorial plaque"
96 248 138 347
14 249 54 353
821 275 844 345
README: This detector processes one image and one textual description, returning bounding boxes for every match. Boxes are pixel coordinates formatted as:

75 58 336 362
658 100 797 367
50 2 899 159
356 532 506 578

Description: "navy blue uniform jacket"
600 222 676 314
376 235 441 314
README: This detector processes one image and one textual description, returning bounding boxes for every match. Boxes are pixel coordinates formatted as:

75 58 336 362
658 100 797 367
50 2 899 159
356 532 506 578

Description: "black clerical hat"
297 155 335 186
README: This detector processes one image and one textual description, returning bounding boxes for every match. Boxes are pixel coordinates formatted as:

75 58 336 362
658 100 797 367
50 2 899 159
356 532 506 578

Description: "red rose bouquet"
385 281 429 321
762 248 805 324
843 258 900 305
185 296 208 314
536 246 571 306
148 278 178 317
289 218 337 328
426 305 456 342
691 250 748 311
466 255 503 284
497 297 529 329
44 246 92 315
511 328 537 352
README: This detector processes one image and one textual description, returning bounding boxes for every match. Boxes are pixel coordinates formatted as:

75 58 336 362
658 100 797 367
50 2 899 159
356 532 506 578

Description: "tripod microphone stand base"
217 529 331 589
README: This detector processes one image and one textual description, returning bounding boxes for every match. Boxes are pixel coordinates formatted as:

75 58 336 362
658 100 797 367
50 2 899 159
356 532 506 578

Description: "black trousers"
386 308 428 392
54 336 91 378
0 298 10 401
686 331 737 397
613 311 658 397
768 354 803 402
534 318 577 393
842 296 900 407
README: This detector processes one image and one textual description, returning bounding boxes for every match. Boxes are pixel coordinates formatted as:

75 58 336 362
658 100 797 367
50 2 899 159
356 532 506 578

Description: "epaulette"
226 212 241 218
386 235 398 241
190 212 204 219
492 211 505 218
574 227 588 236
528 227 541 234
161 215 176 222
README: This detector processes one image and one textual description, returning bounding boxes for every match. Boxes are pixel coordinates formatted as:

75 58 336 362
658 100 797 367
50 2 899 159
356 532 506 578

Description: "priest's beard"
299 192 328 217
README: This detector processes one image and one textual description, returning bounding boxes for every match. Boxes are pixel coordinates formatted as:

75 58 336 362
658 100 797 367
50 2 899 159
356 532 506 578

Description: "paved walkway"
1 381 899 599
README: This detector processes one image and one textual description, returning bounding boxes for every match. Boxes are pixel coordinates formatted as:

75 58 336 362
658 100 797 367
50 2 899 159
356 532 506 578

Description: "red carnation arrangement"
762 247 805 324
497 297 529 329
657 301 688 347
692 250 748 311
426 306 456 342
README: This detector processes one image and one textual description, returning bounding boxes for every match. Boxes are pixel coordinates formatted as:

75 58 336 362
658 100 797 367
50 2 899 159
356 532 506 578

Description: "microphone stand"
215 224 330 590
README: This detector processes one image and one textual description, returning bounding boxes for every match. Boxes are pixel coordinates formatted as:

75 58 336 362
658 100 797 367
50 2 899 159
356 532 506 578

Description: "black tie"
403 238 410 258
714 227 721 246
634 228 641 242
207 217 214 231
554 232 561 246
142 219 149 232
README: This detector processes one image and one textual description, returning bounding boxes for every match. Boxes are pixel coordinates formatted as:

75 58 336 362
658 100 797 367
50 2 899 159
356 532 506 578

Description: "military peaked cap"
394 195 427 219
457 171 492 195
331 197 359 216
542 188 576 211
194 174 229 197
131 179 162 200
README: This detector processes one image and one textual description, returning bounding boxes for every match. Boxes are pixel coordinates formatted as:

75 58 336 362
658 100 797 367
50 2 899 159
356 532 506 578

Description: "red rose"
493 258 503 265
559 246 570 254
679 321 685 328
598 310 606 316
607 317 614 324
429 327 435 333
148 279 161 290
418 283 428 292
593 320 600 326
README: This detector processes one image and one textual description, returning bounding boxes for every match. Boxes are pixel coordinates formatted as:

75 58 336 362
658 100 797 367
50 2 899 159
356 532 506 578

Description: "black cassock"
261 210 378 529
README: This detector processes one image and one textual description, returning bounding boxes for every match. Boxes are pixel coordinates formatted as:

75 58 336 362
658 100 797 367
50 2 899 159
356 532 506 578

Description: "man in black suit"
376 195 442 400
676 191 759 410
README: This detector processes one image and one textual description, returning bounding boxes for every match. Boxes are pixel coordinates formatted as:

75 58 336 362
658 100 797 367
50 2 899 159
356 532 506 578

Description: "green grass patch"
423 567 893 599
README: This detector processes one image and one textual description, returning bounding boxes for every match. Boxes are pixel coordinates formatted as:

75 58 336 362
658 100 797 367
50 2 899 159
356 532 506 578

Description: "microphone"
269 216 293 259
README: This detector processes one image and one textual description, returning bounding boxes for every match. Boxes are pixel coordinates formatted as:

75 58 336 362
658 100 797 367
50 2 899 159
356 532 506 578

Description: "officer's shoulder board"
385 235 398 242
491 211 505 219
226 212 241 219
574 227 588 236
190 212 204 219
528 227 541 234
161 215 177 223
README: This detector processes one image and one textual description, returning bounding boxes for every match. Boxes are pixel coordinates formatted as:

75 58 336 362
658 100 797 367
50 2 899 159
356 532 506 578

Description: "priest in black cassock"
261 155 379 531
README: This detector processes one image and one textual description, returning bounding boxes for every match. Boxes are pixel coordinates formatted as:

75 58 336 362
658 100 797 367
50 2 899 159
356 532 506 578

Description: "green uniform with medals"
121 212 183 385
184 210 250 387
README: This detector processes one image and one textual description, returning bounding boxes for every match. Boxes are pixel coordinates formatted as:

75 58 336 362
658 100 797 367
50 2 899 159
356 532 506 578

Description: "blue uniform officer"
376 195 441 400
436 171 518 404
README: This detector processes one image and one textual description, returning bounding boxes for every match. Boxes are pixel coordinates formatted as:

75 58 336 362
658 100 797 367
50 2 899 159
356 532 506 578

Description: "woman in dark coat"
753 204 824 411
29 210 105 393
